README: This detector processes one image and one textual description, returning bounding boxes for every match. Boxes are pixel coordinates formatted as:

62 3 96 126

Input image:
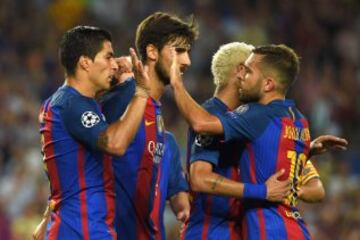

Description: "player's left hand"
309 135 348 157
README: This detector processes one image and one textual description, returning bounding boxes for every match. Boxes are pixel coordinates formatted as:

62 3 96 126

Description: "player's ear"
78 56 92 72
264 77 275 92
146 44 158 62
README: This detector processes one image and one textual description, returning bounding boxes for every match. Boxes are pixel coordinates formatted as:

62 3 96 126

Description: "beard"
239 90 261 104
238 78 262 104
155 60 170 85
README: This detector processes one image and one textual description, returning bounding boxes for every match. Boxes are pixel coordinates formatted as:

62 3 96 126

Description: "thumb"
273 169 285 179
143 65 149 75
313 142 323 149
129 48 137 66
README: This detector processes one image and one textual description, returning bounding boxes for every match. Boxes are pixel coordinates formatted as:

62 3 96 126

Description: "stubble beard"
239 83 260 103
155 60 170 85
239 91 260 104
239 79 262 104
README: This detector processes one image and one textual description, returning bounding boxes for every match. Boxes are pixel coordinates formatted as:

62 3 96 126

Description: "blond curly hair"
211 42 254 87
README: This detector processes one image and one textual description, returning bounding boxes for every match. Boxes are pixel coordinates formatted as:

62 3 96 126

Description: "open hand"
129 48 150 91
310 135 348 157
265 169 291 202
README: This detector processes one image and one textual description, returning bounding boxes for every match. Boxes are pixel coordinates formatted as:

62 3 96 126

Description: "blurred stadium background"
0 0 359 239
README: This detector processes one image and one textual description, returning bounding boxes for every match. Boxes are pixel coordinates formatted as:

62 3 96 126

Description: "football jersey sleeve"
216 103 269 142
60 95 108 151
299 160 320 185
166 133 189 199
100 77 136 123
190 132 220 166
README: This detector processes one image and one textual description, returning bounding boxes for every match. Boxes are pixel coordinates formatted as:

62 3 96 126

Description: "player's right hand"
129 48 150 91
265 169 291 202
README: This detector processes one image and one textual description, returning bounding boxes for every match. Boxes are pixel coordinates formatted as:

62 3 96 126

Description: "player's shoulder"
202 97 228 114
50 85 77 107
233 102 266 116
268 99 306 119
51 86 98 115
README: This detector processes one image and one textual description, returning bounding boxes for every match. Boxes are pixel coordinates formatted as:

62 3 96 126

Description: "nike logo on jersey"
145 120 155 126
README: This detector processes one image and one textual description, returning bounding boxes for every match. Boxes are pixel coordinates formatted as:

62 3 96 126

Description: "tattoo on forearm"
97 131 108 150
211 176 224 191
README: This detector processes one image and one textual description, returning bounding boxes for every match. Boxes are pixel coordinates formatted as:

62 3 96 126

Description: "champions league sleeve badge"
235 104 249 114
194 134 214 147
81 111 100 128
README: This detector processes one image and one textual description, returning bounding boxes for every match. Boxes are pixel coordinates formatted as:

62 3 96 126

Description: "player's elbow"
189 172 207 192
314 186 326 202
191 115 222 135
98 128 131 156
319 188 326 201
100 133 127 156
312 180 326 202
189 162 214 193
106 141 127 156
192 121 208 134
302 179 326 203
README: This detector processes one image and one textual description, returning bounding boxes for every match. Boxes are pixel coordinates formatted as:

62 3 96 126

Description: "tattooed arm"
96 94 147 156
190 161 290 202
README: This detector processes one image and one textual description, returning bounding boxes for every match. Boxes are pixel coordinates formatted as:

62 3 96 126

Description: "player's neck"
214 85 241 111
148 67 166 101
65 75 96 98
259 92 285 105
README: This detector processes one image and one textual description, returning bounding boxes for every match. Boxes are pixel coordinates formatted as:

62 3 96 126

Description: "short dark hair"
135 12 198 62
59 26 112 76
253 44 300 94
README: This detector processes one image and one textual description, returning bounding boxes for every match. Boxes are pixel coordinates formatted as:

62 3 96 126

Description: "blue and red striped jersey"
217 99 311 240
182 97 242 240
39 85 116 240
101 78 188 240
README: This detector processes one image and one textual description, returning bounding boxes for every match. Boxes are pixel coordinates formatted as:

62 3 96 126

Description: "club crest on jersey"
235 104 249 114
81 111 100 128
195 134 214 147
156 115 165 134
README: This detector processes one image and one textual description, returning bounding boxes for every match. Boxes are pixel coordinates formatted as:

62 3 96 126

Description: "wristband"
243 183 267 200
